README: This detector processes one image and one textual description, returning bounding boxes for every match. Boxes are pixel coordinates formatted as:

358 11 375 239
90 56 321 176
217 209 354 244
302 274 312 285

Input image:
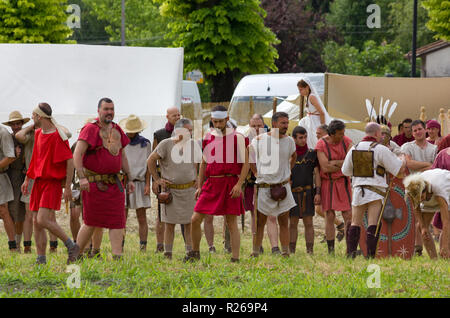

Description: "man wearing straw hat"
21 103 78 264
185 105 249 262
148 118 200 259
73 97 134 260
342 122 406 258
119 114 152 252
0 121 19 252
3 111 31 252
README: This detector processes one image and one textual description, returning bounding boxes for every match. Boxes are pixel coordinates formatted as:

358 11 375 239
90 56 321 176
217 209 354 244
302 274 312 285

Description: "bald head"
250 113 265 135
166 107 181 125
365 122 381 140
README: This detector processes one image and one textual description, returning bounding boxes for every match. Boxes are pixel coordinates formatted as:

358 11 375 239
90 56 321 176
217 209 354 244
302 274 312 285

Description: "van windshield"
228 96 285 126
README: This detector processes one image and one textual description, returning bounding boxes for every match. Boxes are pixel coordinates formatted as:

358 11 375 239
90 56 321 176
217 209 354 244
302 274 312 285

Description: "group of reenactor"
0 98 448 265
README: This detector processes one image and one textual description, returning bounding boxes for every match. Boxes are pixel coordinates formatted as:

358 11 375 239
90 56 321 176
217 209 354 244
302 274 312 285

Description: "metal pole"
121 0 126 46
411 0 418 77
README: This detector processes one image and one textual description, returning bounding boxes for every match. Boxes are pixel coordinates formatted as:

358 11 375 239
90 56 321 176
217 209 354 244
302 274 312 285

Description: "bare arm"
195 158 207 200
15 125 34 143
148 151 162 182
63 158 74 202
436 196 449 258
317 151 341 173
404 155 432 171
0 157 15 170
230 146 249 198
73 140 89 192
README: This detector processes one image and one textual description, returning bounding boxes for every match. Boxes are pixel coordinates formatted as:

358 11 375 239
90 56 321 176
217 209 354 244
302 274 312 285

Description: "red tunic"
27 129 72 211
78 120 130 229
194 131 248 215
315 135 352 212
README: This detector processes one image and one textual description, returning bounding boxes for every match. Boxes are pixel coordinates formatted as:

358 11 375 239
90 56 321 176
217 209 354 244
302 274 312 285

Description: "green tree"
327 0 391 50
323 40 411 77
85 0 172 47
0 0 73 43
422 0 450 41
387 0 436 52
68 0 110 44
158 0 279 102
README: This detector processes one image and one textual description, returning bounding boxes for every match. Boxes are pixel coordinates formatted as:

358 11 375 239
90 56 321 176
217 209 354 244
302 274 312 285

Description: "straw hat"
2 111 30 126
119 115 147 133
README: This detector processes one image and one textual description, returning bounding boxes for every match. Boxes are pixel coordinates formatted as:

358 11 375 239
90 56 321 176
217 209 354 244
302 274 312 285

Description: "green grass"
0 230 448 298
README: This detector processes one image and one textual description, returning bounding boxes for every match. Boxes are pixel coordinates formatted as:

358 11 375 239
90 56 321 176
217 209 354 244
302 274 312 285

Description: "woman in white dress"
297 78 332 148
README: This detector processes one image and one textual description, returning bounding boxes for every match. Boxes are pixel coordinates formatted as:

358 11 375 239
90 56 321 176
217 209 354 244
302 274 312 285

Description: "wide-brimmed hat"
119 115 147 133
2 111 30 126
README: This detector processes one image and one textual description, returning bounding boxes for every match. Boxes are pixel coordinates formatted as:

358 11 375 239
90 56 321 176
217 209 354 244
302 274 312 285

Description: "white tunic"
0 126 15 205
422 168 450 208
400 141 437 173
298 93 332 149
250 133 297 216
124 141 152 209
342 141 403 206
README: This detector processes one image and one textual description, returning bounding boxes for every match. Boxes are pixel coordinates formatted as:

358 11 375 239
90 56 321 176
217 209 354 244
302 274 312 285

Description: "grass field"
0 208 449 298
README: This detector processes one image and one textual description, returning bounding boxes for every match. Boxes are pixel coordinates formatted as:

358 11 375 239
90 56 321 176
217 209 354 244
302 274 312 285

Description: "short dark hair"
398 123 403 131
318 124 328 132
328 120 346 135
292 126 307 138
211 105 228 112
402 118 412 124
411 119 425 129
272 111 289 123
98 97 113 109
38 102 52 116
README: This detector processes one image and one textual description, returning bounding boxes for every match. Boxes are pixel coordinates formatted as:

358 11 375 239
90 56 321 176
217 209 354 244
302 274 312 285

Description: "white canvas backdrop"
0 44 184 145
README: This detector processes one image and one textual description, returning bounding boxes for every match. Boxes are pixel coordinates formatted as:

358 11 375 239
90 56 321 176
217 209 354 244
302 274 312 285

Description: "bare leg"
109 228 124 256
225 215 240 260
164 223 175 251
183 223 192 249
0 203 16 241
23 203 33 242
267 216 279 249
191 212 205 252
92 227 103 250
325 210 336 240
155 208 165 250
417 213 437 259
204 215 215 249
252 211 267 255
76 224 95 252
277 212 290 255
289 216 300 249
70 205 81 241
136 208 148 245
36 208 69 242
33 212 47 256
303 215 314 252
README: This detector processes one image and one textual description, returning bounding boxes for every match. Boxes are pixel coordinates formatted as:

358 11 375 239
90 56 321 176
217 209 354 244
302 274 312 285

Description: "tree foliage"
323 40 411 77
157 0 280 101
85 0 172 47
67 0 110 44
387 0 436 52
0 0 73 43
261 0 338 73
422 0 450 41
327 0 391 50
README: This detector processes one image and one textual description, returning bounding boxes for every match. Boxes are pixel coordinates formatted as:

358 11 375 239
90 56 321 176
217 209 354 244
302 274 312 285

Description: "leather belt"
291 185 312 192
257 179 289 189
167 180 196 190
209 174 238 178
83 168 124 185
359 185 387 197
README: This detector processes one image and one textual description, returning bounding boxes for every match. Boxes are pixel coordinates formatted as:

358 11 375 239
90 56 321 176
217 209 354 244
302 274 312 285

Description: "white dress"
298 93 332 149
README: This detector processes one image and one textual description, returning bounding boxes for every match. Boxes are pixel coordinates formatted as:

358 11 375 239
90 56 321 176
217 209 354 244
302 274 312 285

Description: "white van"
181 80 202 121
228 73 324 126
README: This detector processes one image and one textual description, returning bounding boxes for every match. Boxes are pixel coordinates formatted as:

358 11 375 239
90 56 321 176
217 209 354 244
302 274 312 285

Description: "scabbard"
115 174 124 193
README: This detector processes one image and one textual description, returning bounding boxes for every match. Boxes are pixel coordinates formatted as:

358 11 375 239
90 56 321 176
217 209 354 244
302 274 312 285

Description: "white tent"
0 44 184 145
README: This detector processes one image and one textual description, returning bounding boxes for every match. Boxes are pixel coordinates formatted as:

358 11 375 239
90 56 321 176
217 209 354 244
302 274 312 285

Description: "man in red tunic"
73 98 135 260
185 105 249 262
21 103 78 265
